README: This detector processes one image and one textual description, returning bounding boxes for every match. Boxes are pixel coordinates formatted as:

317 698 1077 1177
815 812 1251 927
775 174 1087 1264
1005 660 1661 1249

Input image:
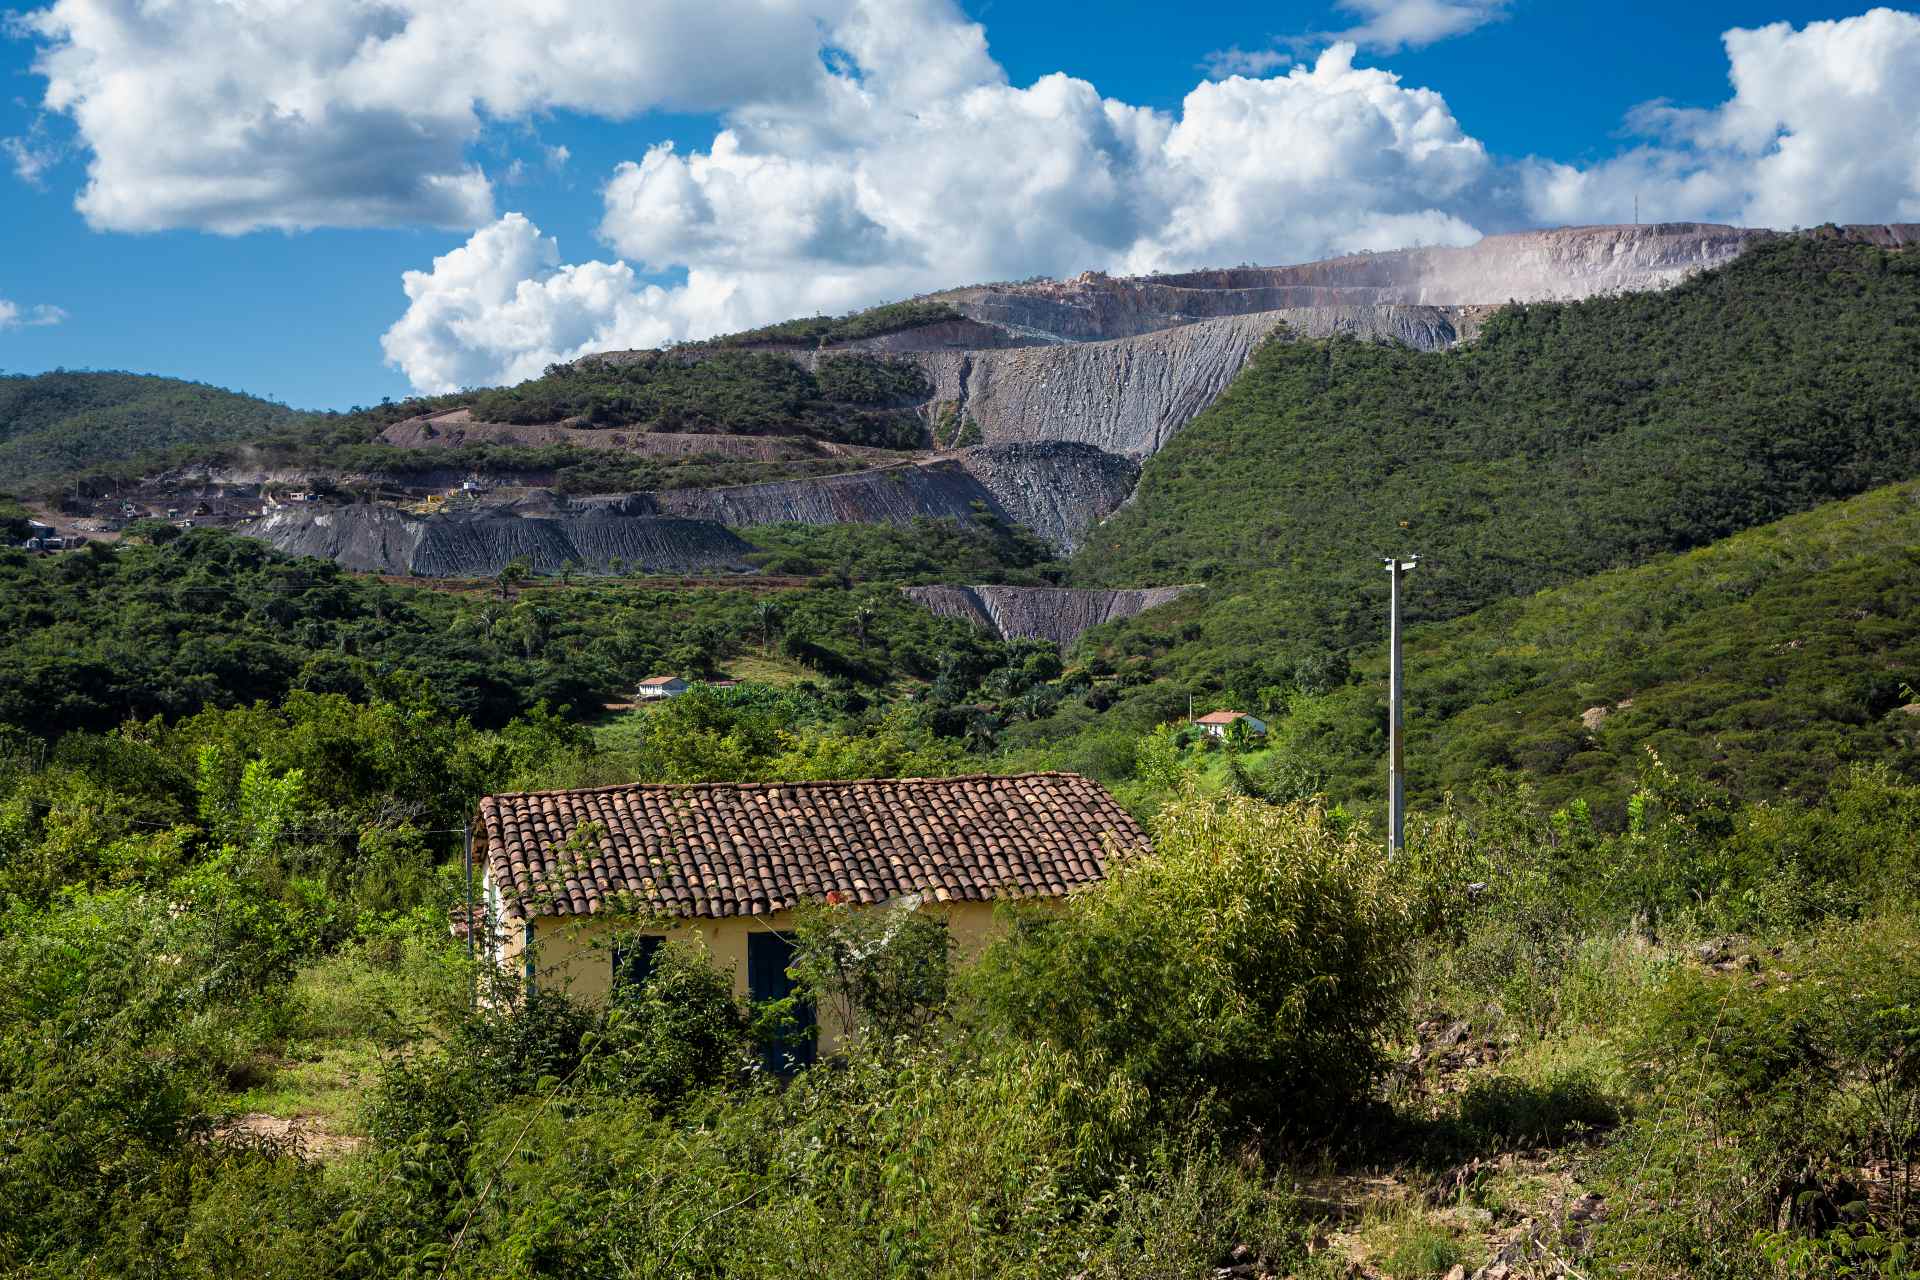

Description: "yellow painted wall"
498 891 1008 1056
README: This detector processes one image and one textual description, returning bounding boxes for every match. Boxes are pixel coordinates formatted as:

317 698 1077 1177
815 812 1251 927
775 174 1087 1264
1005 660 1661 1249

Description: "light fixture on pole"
1382 553 1419 856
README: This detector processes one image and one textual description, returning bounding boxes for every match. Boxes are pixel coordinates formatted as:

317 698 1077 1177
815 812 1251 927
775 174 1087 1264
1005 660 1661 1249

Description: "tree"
495 556 532 601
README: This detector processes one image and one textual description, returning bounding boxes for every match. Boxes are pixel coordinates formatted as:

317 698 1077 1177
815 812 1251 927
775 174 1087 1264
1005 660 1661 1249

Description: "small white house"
1195 710 1268 739
636 676 689 701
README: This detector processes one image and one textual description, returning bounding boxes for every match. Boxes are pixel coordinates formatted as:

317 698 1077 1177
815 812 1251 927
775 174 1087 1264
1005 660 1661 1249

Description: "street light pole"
1383 555 1419 856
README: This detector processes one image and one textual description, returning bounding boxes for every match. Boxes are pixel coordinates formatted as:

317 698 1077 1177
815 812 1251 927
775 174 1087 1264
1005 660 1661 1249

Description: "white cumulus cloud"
1521 8 1920 227
378 213 706 393
0 298 68 329
387 40 1495 390
13 0 927 232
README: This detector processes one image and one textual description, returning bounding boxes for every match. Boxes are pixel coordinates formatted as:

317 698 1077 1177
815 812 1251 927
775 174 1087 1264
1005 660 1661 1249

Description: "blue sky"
0 1 1913 410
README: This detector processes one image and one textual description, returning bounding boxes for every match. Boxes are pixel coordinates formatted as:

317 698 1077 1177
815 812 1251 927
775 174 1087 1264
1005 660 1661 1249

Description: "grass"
724 652 813 687
224 932 467 1136
1340 1197 1481 1279
229 1043 386 1132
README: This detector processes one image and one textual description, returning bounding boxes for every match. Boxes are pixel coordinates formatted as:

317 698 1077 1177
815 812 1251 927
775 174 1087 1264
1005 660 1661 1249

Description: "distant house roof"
637 676 685 688
476 772 1147 920
1195 710 1254 726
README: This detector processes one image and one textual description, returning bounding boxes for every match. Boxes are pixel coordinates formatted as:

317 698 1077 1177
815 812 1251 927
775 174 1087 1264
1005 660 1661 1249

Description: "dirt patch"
219 1111 366 1162
379 409 903 462
1303 1152 1604 1280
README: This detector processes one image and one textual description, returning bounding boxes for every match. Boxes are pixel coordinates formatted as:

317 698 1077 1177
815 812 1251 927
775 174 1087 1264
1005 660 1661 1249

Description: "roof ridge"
480 770 1092 802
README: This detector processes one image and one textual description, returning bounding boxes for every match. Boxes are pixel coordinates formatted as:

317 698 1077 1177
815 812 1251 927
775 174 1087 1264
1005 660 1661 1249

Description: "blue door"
746 931 816 1072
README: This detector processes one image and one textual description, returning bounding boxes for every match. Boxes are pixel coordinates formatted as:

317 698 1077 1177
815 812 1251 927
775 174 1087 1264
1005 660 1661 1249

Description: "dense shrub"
971 787 1413 1129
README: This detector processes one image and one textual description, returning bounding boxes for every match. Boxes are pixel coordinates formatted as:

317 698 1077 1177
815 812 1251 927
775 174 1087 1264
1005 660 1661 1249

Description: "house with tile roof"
470 772 1146 1059
1194 710 1268 739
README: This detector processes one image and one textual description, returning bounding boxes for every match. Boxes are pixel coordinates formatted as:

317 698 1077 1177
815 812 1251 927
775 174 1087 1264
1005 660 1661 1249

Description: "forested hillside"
1214 479 1920 817
0 370 303 488
0 525 1045 738
463 350 930 446
1067 237 1920 720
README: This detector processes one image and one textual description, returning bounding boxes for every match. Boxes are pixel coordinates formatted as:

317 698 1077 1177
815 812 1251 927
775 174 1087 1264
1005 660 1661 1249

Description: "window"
613 935 664 990
746 931 816 1072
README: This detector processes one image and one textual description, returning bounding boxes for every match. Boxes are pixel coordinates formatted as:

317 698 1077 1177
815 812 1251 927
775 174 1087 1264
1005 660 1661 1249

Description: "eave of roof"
477 772 1146 921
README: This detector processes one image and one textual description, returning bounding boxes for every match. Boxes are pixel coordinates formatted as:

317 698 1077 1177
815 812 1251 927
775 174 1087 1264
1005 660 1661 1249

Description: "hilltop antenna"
1381 552 1420 857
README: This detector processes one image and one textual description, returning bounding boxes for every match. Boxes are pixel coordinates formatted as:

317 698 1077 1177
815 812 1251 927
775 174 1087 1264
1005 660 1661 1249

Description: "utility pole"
1382 554 1419 856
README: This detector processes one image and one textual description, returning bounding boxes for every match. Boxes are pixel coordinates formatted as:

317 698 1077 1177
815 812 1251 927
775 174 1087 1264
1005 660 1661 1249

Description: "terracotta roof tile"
477 772 1146 920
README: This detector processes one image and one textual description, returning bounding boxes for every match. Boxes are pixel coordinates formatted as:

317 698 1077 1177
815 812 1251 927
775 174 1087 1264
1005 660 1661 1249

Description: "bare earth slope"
903 584 1193 647
932 223 1810 339
249 223 1919 585
243 443 1138 575
914 307 1470 458
243 504 755 577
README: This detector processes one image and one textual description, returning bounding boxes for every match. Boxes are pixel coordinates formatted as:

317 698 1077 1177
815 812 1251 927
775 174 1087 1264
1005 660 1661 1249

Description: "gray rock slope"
930 223 1785 341
903 584 1192 648
243 442 1139 575
913 307 1466 458
244 504 756 577
638 444 1135 553
251 223 1920 585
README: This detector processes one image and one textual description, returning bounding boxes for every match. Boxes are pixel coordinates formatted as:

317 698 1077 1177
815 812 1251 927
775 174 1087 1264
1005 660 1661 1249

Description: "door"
746 930 816 1072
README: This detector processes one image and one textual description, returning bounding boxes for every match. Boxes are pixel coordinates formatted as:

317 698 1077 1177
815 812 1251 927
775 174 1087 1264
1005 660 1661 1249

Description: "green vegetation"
59 429 885 502
0 529 1033 738
1015 480 1920 822
466 350 929 447
1071 237 1920 713
9 680 1920 1275
6 224 1920 1279
1328 478 1920 813
0 370 302 488
12 344 942 503
701 299 962 348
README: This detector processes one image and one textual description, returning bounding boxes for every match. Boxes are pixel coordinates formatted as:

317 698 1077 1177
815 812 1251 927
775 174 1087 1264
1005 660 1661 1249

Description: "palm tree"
852 604 876 652
756 600 782 651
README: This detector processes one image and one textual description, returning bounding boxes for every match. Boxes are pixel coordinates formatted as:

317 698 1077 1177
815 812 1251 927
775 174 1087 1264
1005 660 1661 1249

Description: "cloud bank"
1521 8 1920 229
12 0 1920 390
384 35 1496 391
16 0 956 232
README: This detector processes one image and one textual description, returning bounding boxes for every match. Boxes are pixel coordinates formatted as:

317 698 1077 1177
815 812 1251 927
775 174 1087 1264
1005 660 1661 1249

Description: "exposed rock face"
243 443 1139 574
633 445 1133 552
244 504 754 577
931 224 1830 341
954 443 1138 552
636 460 996 528
903 584 1192 648
913 307 1464 458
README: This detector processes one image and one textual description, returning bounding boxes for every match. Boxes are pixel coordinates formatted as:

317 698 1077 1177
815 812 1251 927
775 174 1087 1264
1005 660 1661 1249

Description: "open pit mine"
246 223 1918 606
